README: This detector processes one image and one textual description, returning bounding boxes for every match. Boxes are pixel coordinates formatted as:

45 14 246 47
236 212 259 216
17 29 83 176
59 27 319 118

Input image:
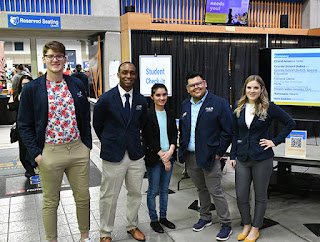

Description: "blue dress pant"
146 160 173 222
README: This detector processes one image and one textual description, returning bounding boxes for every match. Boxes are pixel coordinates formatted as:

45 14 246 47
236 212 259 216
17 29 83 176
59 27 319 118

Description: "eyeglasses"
44 55 65 61
187 80 204 88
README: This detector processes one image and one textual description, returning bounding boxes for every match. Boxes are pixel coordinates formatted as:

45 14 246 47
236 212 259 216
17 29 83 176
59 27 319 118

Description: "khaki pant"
100 152 145 237
37 139 90 241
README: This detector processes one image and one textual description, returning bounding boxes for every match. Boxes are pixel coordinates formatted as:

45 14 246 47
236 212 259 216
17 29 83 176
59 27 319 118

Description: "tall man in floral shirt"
18 41 93 242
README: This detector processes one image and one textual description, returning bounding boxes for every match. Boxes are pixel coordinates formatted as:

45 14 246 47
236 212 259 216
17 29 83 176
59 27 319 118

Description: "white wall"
0 38 86 74
0 38 30 55
91 0 120 17
302 0 320 29
309 0 320 29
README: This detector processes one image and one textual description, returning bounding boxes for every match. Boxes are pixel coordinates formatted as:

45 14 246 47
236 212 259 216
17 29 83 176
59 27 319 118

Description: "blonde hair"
234 75 269 118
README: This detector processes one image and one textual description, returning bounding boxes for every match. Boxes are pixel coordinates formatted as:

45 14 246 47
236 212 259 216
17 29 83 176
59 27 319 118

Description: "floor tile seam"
8 226 40 235
7 197 11 236
0 145 19 150
35 206 43 241
276 223 310 241
163 230 178 242
266 202 320 213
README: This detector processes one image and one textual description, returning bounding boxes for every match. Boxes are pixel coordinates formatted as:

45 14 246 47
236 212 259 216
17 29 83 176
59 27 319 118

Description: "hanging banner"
139 55 172 97
66 50 76 69
88 35 103 98
205 0 250 25
109 60 120 89
8 14 61 29
0 41 5 82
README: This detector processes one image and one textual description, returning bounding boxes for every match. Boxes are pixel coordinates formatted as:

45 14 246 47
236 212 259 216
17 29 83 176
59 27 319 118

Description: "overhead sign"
8 14 61 29
205 0 249 25
139 55 172 97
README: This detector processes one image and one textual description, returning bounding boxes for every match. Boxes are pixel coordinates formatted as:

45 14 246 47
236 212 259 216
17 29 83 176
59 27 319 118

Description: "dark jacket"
93 86 147 162
143 105 178 167
71 71 89 96
7 92 19 115
230 102 296 162
18 74 92 167
178 91 233 169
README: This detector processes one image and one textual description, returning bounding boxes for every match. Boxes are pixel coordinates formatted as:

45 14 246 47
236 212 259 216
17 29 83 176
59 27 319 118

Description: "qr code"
290 137 302 149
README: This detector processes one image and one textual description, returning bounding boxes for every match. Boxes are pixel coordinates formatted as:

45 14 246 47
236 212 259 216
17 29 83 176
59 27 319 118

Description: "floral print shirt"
45 79 80 143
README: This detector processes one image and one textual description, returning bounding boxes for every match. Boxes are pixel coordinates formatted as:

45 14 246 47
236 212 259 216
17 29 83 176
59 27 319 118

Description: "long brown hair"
14 75 33 99
234 75 269 118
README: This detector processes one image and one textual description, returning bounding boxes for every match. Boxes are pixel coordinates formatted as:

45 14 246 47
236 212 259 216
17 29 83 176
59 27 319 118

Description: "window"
4 42 13 51
14 42 24 51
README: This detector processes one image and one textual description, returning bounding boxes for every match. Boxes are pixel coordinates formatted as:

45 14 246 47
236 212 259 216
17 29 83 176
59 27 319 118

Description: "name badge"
258 116 266 121
205 107 214 112
77 91 83 97
136 105 142 111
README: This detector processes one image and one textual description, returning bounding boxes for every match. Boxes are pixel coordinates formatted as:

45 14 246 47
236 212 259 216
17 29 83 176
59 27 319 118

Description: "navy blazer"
179 91 233 169
18 74 92 167
143 105 178 167
230 102 296 162
93 86 147 162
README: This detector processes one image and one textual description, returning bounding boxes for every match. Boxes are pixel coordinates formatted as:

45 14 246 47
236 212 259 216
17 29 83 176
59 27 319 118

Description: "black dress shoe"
159 218 176 229
25 171 36 178
150 221 164 233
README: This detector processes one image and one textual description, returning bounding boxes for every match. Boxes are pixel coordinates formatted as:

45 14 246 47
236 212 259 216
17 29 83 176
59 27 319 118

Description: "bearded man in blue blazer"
179 72 233 241
93 62 147 242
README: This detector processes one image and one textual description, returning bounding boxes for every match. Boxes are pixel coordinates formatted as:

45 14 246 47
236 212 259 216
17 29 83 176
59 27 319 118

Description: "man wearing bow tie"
93 62 148 242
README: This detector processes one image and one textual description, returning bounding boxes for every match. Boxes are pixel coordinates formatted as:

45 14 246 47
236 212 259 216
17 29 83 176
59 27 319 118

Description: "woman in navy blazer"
143 84 177 233
230 75 295 242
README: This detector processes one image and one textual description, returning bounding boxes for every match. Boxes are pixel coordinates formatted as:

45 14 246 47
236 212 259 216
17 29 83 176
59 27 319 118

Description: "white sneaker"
83 238 94 242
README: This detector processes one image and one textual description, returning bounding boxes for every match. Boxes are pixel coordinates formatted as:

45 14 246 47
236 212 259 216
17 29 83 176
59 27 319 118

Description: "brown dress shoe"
100 237 111 242
127 228 145 241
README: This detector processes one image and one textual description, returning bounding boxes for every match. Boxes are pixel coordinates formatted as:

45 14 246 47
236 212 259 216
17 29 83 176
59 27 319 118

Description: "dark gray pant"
235 157 273 228
186 152 232 225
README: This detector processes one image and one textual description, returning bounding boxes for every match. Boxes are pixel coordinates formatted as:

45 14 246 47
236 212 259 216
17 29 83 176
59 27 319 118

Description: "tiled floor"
1 124 320 241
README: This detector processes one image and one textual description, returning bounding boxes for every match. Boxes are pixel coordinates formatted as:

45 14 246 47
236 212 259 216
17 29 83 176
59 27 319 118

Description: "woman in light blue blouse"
143 84 178 233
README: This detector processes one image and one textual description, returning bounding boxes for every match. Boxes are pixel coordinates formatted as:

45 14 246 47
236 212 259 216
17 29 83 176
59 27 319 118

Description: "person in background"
230 75 295 242
143 83 177 233
94 62 147 242
63 66 72 75
18 41 93 242
11 64 31 93
7 74 36 178
72 64 89 97
179 72 233 241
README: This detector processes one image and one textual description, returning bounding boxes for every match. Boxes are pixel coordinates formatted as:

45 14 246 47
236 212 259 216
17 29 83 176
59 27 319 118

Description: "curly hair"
234 75 269 118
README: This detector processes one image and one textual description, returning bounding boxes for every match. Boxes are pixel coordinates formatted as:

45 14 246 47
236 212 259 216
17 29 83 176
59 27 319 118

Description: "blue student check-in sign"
8 14 61 29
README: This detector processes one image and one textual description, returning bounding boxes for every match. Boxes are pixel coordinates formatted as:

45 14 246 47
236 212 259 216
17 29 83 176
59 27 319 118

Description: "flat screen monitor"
205 0 250 25
270 48 320 107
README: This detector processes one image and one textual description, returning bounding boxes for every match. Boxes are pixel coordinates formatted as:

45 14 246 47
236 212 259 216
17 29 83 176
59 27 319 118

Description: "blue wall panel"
0 0 91 15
